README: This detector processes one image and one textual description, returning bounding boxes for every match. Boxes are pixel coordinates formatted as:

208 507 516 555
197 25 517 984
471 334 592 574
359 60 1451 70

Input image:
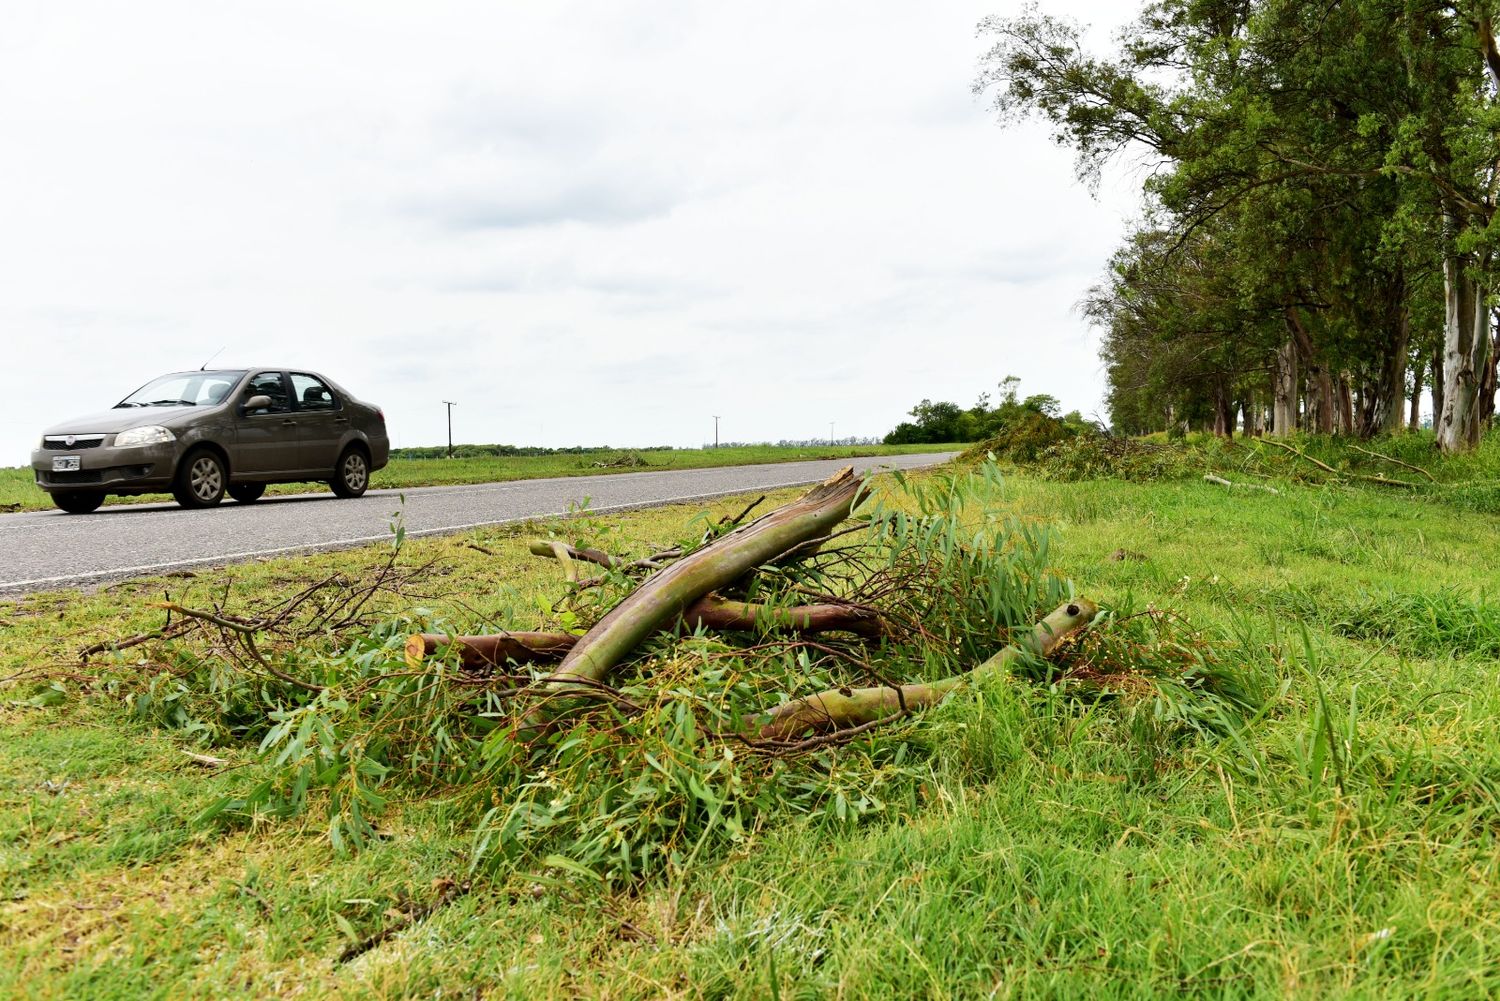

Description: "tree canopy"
978 0 1500 450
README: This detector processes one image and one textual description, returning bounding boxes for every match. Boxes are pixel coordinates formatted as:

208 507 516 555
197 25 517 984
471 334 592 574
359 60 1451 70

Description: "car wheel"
228 483 266 504
52 490 105 514
173 449 227 508
331 446 370 498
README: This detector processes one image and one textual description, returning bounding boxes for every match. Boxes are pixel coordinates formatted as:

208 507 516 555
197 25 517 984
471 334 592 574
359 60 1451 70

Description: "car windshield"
116 371 246 408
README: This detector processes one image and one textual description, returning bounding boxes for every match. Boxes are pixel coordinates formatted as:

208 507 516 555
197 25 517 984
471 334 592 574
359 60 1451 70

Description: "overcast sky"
1 0 1138 461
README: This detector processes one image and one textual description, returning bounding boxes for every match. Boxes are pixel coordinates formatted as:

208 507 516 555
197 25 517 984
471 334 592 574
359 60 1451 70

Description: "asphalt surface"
0 452 957 595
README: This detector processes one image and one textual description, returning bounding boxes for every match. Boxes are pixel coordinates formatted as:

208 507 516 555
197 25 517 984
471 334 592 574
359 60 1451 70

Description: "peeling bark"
1437 246 1490 452
1273 339 1298 435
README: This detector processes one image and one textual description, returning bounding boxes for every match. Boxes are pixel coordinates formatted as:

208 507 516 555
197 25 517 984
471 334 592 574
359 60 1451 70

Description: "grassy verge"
3 469 1499 997
0 444 960 513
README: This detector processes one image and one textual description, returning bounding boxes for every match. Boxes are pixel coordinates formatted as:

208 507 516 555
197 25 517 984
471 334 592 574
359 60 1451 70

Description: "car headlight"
114 425 176 447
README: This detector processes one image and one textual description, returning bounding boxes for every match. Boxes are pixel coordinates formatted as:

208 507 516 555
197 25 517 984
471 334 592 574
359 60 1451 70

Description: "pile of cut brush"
408 467 1095 750
78 462 1255 879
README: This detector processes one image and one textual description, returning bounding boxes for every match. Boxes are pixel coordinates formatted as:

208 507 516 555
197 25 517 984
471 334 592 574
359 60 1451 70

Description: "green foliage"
1034 433 1195 482
886 376 1088 446
980 0 1500 444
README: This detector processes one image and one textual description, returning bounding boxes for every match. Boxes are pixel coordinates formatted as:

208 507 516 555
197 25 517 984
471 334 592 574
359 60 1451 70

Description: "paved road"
0 452 957 594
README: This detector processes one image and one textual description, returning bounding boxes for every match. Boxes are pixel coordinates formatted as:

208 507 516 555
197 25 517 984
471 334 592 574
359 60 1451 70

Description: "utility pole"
829 420 835 445
443 400 457 458
713 415 720 449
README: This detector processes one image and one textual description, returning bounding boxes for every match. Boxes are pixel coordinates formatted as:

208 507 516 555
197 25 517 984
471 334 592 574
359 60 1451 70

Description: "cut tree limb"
682 594 891 639
405 631 578 670
544 467 869 689
1203 474 1280 495
407 593 889 672
756 598 1098 740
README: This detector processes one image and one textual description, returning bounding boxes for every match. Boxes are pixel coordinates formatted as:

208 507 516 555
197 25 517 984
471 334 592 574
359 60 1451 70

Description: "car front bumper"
31 441 178 494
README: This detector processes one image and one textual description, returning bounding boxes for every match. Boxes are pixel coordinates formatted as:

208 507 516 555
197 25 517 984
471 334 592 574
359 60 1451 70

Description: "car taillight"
375 408 385 424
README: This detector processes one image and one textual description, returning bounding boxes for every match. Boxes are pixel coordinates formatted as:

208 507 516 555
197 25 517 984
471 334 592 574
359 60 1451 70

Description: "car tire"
52 490 105 514
173 448 227 509
228 483 266 504
330 446 370 498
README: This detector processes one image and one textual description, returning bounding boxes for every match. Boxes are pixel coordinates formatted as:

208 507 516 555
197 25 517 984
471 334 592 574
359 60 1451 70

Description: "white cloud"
0 0 1137 460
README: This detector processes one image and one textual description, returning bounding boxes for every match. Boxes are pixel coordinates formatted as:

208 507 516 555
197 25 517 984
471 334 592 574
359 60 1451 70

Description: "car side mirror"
243 394 272 412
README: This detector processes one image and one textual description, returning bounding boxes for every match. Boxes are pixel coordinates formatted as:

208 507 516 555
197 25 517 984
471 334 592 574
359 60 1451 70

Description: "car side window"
244 372 290 415
290 373 338 412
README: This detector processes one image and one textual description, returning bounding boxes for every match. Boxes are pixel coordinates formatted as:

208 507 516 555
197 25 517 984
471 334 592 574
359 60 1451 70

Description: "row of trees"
978 0 1500 451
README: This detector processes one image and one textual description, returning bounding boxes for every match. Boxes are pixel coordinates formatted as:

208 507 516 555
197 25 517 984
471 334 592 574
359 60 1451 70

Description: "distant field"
0 443 960 513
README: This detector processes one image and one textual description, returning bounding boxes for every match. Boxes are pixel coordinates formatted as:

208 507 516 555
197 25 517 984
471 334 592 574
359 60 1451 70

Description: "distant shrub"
960 410 1086 464
1035 434 1195 482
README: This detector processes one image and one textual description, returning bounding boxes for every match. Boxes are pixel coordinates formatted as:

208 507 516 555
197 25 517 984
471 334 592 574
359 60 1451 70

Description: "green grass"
3 468 1500 997
0 443 960 513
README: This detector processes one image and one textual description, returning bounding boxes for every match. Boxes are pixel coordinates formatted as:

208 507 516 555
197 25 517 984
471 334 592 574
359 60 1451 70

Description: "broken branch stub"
756 598 1098 741
545 467 869 688
682 595 890 639
405 631 578 670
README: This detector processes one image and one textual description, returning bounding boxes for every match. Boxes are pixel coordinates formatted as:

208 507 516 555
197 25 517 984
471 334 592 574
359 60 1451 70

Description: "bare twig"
1257 439 1418 489
1350 444 1436 482
720 495 766 529
338 879 473 963
153 603 325 692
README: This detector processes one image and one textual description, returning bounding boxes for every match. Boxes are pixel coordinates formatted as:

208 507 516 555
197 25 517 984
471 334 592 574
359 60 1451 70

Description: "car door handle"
280 419 296 426
333 416 349 424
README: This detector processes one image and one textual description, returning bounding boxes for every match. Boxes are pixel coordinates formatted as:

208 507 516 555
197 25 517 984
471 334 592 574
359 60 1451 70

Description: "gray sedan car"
32 368 390 513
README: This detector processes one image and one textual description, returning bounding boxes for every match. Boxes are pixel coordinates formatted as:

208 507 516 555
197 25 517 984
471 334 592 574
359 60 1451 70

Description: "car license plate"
52 455 81 472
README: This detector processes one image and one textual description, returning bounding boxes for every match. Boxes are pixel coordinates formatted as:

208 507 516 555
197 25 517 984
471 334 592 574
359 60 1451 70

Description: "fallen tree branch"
1203 474 1280 495
681 594 891 639
78 621 198 662
407 593 892 672
153 603 325 692
1349 444 1436 482
754 598 1098 741
1257 439 1417 489
405 630 578 670
542 467 869 691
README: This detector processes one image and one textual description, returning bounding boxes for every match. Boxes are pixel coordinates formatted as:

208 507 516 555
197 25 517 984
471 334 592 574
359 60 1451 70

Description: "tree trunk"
1481 308 1499 427
1430 346 1444 430
1335 371 1355 435
1272 339 1298 435
1437 248 1490 452
1287 308 1333 434
1376 306 1411 433
1409 355 1424 430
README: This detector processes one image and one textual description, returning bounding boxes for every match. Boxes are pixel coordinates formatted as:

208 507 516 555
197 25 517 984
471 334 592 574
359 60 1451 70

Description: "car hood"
42 407 208 437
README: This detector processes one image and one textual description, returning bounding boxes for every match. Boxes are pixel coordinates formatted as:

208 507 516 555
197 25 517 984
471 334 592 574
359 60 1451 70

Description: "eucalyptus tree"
978 0 1500 449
